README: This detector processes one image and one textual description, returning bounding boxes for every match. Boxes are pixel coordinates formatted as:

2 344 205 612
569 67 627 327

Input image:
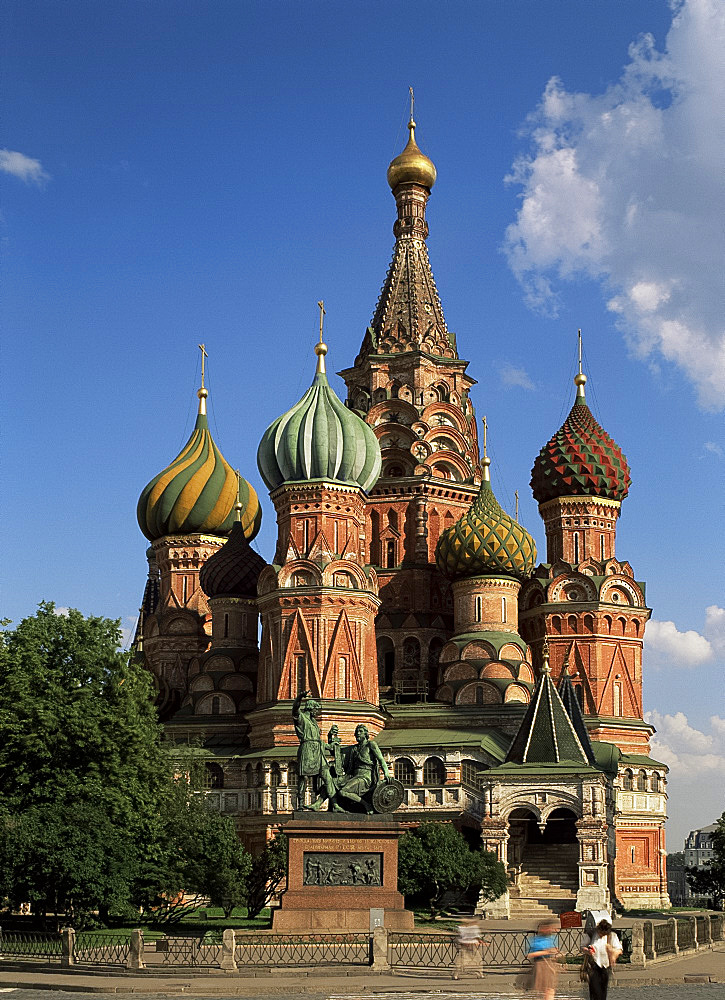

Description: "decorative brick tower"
249 321 385 752
339 108 482 699
519 345 668 909
134 351 261 722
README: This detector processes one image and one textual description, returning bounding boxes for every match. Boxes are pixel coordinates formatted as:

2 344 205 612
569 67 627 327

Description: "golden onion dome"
137 384 261 543
387 119 437 191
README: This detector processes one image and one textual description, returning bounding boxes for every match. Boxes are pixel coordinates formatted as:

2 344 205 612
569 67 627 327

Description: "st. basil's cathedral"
133 112 670 918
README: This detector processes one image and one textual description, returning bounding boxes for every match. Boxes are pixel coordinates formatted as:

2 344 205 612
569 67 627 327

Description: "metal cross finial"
515 490 519 522
317 300 326 344
198 343 208 388
409 86 415 123
482 415 488 458
578 329 583 376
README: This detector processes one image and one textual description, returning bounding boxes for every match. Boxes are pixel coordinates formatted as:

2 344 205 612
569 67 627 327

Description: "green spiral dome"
137 391 261 542
257 351 381 493
436 474 537 581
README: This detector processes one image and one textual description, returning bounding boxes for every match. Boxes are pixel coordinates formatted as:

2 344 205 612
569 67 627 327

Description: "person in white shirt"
582 918 622 1000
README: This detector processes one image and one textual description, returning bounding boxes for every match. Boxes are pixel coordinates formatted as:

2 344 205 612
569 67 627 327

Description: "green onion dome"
531 373 631 505
257 339 381 493
436 460 537 581
199 519 266 599
137 387 262 542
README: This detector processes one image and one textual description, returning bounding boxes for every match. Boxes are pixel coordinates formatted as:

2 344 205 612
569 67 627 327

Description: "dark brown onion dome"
531 374 631 505
199 521 266 599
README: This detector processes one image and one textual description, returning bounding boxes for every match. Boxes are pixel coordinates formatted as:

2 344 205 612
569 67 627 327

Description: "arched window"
461 759 487 788
394 758 415 786
567 615 578 634
623 769 633 791
475 595 482 623
423 756 446 786
224 613 229 639
573 532 580 564
377 637 395 687
211 696 221 716
386 539 397 568
584 614 594 633
427 638 444 692
636 769 648 791
205 762 224 789
501 597 507 623
270 763 281 788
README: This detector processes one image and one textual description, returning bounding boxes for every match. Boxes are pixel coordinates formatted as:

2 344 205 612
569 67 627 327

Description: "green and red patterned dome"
436 459 537 581
531 374 631 505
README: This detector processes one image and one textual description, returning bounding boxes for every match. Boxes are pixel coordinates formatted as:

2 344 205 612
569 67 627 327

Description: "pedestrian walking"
582 918 622 1000
527 918 559 1000
452 917 487 979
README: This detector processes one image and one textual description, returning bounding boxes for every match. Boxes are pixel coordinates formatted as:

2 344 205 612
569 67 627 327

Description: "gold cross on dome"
317 300 326 343
482 415 488 458
409 86 415 123
198 343 208 388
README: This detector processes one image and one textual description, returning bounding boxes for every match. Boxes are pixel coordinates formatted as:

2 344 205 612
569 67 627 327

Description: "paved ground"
1 987 724 1000
1 944 723 998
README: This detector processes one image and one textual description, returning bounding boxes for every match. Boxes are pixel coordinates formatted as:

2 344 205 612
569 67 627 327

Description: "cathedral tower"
134 349 261 721
250 320 384 751
339 105 482 699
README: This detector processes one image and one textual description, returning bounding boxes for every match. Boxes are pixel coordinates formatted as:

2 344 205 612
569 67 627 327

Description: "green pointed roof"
558 669 597 765
505 662 591 765
257 341 381 493
435 460 537 581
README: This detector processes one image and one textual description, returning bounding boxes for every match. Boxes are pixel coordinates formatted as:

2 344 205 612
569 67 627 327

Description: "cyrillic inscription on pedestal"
303 851 382 886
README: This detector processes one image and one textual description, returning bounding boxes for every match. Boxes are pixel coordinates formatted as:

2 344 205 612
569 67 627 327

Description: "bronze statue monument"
291 691 404 814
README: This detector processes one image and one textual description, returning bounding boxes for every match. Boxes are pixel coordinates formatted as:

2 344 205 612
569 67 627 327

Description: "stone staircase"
508 844 579 921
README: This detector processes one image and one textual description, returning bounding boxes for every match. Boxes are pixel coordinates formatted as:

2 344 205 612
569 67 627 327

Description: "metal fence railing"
74 933 131 967
654 921 674 955
236 933 370 966
157 933 223 967
388 931 456 968
0 929 63 961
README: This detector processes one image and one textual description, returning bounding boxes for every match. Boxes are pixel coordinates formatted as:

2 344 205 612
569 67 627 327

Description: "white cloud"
704 604 725 653
499 363 535 390
0 149 49 185
645 710 725 843
645 618 713 666
703 441 723 459
504 0 725 411
53 606 70 617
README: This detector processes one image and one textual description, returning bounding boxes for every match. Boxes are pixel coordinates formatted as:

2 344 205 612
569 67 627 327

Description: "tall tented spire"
362 105 455 361
505 645 592 765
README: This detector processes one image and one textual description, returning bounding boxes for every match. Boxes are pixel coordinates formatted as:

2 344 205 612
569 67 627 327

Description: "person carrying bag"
581 918 622 1000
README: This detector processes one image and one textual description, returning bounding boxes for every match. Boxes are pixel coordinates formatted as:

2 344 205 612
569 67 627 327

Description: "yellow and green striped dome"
137 388 261 542
436 466 536 581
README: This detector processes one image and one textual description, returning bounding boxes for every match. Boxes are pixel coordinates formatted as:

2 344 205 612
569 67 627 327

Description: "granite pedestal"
273 812 414 931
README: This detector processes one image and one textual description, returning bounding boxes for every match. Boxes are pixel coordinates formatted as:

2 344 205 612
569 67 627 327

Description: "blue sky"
3 0 723 847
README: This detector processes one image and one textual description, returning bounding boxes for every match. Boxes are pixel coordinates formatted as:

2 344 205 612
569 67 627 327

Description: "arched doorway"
507 807 579 917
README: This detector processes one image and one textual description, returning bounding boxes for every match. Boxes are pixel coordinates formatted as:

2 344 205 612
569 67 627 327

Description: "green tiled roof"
620 753 668 768
376 727 510 762
505 669 591 766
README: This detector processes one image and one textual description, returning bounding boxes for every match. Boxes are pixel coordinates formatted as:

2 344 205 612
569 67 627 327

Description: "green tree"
136 752 252 921
398 822 507 917
245 833 288 918
687 812 725 908
0 603 169 923
0 604 252 925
